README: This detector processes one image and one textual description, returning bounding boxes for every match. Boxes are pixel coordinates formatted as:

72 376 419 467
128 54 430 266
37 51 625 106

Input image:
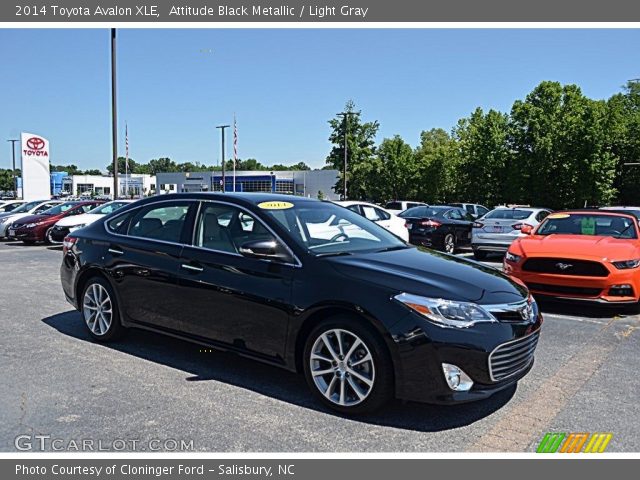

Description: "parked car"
60 193 541 414
471 207 552 260
0 200 63 238
449 203 490 219
504 210 640 309
383 200 428 215
50 200 134 243
399 205 474 253
7 201 103 244
335 201 409 241
600 206 640 220
0 200 25 214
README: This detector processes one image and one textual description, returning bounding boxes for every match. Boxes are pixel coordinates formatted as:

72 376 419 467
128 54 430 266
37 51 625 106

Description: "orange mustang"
504 210 640 309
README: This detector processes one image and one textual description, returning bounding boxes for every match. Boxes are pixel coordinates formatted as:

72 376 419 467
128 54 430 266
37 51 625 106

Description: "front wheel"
45 227 55 244
81 277 126 342
303 316 394 414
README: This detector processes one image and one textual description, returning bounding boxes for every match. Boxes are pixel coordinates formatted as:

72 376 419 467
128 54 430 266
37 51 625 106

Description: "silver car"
471 207 552 259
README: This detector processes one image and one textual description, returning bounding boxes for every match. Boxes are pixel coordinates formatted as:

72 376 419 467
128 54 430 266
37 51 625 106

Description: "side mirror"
520 224 534 235
239 239 292 263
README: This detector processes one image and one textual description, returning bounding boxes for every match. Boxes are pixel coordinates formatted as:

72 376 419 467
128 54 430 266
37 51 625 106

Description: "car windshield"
261 201 408 255
537 213 638 239
41 202 78 215
92 201 129 215
399 206 445 218
485 209 532 220
384 202 402 210
11 201 43 213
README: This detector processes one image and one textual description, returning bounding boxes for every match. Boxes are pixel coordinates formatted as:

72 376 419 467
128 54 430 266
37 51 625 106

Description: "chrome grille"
489 331 540 382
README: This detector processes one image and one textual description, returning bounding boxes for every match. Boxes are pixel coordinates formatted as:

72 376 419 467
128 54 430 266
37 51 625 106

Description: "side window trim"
190 200 302 267
104 199 197 247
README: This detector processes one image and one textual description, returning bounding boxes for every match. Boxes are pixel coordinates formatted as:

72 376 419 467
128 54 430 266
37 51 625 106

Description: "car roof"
551 209 637 218
136 192 319 207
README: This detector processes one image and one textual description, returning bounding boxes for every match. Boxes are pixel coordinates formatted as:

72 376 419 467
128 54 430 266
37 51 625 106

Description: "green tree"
373 135 417 202
609 80 640 205
414 128 459 204
147 157 178 175
0 169 18 191
326 100 379 199
509 81 617 208
51 164 84 175
106 157 140 175
454 108 510 207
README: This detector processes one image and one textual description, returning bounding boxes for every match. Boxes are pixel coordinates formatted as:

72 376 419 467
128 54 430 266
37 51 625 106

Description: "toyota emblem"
26 137 45 150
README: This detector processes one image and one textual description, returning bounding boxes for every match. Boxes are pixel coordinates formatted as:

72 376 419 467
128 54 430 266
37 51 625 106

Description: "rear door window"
128 203 191 243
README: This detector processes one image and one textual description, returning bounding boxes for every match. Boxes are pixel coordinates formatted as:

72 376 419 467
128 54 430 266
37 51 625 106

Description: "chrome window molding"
102 197 303 268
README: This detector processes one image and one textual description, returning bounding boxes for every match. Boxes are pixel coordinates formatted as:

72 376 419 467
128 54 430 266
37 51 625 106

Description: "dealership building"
55 173 157 197
155 170 339 199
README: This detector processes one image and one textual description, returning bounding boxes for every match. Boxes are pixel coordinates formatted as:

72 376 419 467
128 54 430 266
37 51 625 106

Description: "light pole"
7 139 18 198
336 111 359 200
216 125 229 192
110 28 118 199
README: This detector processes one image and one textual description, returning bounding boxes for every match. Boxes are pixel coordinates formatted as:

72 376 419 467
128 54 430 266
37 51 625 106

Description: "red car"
7 201 103 244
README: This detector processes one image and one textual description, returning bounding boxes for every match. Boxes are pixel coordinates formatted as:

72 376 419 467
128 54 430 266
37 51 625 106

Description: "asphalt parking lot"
1 242 639 452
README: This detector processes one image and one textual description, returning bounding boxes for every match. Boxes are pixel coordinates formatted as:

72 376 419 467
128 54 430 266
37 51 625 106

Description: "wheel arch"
292 304 396 377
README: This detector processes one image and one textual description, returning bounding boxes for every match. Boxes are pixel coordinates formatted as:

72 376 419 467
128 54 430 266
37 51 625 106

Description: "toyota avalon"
60 193 542 414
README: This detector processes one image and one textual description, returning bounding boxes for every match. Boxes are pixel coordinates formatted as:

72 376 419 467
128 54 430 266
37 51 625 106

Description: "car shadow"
535 297 632 319
42 310 516 432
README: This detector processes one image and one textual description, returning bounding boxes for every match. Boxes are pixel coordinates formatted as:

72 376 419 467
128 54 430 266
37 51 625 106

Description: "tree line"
327 81 640 210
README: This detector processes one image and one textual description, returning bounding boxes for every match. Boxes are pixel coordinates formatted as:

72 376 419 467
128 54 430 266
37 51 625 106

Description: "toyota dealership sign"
21 132 51 201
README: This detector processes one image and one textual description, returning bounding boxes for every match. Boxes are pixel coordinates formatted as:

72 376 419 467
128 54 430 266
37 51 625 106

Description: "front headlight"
24 223 38 228
505 251 522 263
612 258 640 269
393 292 497 328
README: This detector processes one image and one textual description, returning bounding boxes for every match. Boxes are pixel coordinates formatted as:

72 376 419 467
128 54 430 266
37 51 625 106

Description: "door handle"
181 263 204 272
108 247 124 255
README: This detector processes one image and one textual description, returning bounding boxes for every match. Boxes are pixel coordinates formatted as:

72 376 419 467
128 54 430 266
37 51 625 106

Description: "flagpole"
233 113 237 193
125 122 129 198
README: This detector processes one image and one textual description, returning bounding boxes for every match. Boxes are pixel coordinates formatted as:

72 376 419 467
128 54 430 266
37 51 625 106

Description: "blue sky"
1 28 639 171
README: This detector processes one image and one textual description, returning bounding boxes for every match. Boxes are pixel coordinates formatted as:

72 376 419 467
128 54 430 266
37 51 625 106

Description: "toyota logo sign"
22 134 48 158
26 137 45 150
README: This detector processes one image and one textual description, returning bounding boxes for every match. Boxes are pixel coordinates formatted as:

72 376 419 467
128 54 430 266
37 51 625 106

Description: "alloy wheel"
83 283 113 336
444 234 455 254
309 328 376 407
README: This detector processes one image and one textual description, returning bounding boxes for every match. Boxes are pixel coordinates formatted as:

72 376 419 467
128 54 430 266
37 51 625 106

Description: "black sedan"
60 193 541 414
400 205 475 253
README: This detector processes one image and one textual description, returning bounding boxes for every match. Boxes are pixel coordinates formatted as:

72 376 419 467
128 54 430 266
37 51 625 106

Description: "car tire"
303 315 394 415
45 227 55 244
473 250 487 260
443 233 456 254
81 276 126 342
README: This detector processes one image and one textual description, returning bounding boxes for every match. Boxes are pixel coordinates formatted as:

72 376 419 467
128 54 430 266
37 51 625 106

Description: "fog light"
442 363 474 391
609 284 634 297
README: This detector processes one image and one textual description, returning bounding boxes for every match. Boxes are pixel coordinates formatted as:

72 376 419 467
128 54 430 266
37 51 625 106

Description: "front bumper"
389 312 543 404
7 226 42 241
504 259 640 303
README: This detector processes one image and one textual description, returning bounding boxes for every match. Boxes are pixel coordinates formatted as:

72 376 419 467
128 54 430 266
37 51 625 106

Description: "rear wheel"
473 250 487 260
443 233 456 254
81 277 125 342
303 316 394 414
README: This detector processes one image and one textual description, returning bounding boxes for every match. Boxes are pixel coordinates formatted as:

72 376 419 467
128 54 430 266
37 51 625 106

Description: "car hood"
326 247 527 304
515 235 640 261
12 213 57 226
55 213 102 227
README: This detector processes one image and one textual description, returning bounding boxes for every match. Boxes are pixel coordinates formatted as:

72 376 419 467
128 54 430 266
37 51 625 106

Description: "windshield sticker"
257 201 294 210
581 217 596 235
547 213 570 219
